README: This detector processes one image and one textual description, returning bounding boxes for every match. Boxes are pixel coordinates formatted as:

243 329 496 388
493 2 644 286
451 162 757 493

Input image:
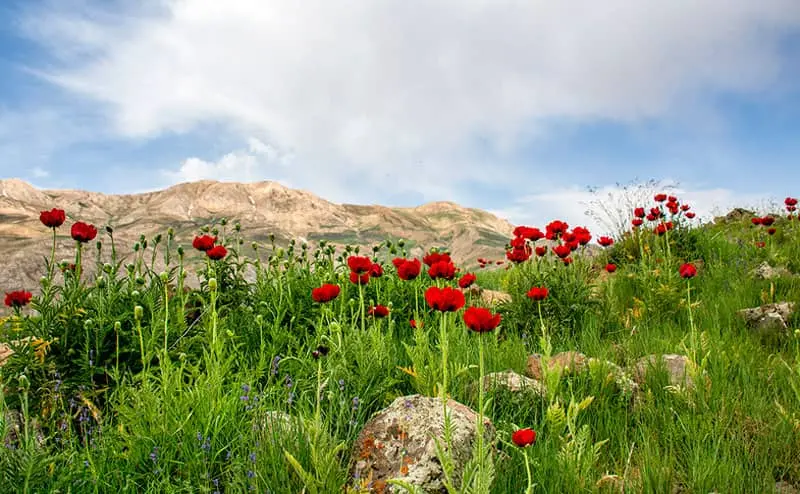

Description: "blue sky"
1 0 799 233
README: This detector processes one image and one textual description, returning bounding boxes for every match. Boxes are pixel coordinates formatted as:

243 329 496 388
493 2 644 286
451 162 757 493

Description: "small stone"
481 370 546 396
737 302 796 336
526 351 587 381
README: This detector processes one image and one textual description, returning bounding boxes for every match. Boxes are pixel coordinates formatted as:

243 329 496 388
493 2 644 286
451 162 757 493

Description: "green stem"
524 448 533 494
477 333 486 489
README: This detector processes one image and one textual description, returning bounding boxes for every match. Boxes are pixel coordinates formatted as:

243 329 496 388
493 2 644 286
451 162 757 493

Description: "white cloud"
18 0 800 202
490 181 775 237
160 137 294 186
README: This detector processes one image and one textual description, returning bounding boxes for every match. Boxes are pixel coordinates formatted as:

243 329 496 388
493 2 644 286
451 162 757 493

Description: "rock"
0 343 13 367
348 394 495 493
737 302 796 336
481 289 512 306
526 351 587 381
586 358 639 395
714 208 755 224
633 354 706 390
776 481 800 494
481 370 546 396
3 409 45 448
751 262 792 280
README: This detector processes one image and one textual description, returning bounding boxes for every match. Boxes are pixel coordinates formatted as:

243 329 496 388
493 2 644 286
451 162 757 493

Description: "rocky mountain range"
0 178 515 296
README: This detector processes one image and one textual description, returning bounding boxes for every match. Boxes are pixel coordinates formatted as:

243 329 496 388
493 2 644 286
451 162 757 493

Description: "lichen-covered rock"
348 394 495 493
633 354 707 390
737 302 796 336
751 262 792 280
526 351 587 381
481 370 546 396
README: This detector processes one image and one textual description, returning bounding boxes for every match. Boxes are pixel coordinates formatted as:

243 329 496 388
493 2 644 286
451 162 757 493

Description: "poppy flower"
496 260 504 265
632 218 644 227
654 223 667 236
428 260 456 280
598 236 614 247
605 263 617 273
562 257 573 265
552 245 571 259
680 204 691 212
788 206 797 213
506 246 532 263
424 286 465 312
526 286 548 301
685 212 696 219
463 306 501 333
70 222 97 243
572 227 592 245
207 245 227 260
668 195 678 203
760 216 775 226
767 227 776 235
397 259 421 280
392 257 406 268
458 273 477 289
785 197 798 207
510 236 527 249
349 271 370 285
4 290 32 308
567 241 579 252
423 252 451 267
39 208 66 228
634 207 646 218
561 232 576 243
368 305 390 318
535 246 547 257
545 220 569 238
679 263 697 279
370 263 384 278
650 207 662 218
311 284 340 303
513 226 544 241
751 217 762 226
646 213 657 222
654 193 667 202
512 428 537 447
755 241 766 248
410 319 422 329
347 255 373 274
193 235 217 251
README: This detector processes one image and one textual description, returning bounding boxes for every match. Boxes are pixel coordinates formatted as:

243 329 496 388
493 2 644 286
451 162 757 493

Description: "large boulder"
348 394 495 493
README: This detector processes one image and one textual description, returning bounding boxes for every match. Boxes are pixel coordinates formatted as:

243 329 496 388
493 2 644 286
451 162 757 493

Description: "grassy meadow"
1 194 800 493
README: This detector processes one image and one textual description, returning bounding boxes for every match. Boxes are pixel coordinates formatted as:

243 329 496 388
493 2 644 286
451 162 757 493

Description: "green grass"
1 205 799 493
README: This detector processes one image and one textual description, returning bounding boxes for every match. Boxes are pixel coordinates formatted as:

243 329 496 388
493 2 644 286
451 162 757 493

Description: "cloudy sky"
1 0 799 233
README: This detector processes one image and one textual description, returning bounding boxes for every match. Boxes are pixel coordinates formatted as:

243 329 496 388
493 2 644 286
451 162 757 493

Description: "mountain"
0 178 515 294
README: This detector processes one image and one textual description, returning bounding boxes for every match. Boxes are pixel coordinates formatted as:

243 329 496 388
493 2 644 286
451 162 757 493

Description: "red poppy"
392 257 406 268
512 428 537 447
510 236 527 249
552 244 571 259
680 204 691 212
785 197 798 207
349 271 370 285
654 193 667 202
561 232 576 243
751 217 762 226
562 257 573 265
545 220 569 239
605 263 617 273
645 213 657 222
654 223 667 236
633 207 646 218
685 212 696 219
667 195 678 203
207 245 227 260
368 305 390 318
756 241 766 248
788 206 797 213
526 286 548 301
513 226 544 241
423 252 451 267
397 259 421 280
193 235 217 251
567 241 579 252
496 260 504 265
632 218 644 227
598 236 614 247
463 306 501 333
458 273 477 289
572 227 592 245
679 263 697 279
767 227 776 235
70 222 97 243
650 207 662 218
424 286 465 312
39 208 66 228
4 290 32 308
347 255 373 274
410 319 422 329
535 246 547 257
370 263 384 278
428 260 457 280
506 246 532 263
760 216 775 226
311 284 340 303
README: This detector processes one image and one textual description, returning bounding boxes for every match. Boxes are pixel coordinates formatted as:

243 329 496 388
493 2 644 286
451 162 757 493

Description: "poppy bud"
208 278 218 292
134 305 143 320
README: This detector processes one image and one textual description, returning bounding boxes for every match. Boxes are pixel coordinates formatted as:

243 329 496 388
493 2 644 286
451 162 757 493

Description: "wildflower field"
2 193 800 493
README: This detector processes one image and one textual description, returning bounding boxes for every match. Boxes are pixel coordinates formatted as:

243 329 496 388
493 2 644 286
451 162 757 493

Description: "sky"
1 0 799 235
